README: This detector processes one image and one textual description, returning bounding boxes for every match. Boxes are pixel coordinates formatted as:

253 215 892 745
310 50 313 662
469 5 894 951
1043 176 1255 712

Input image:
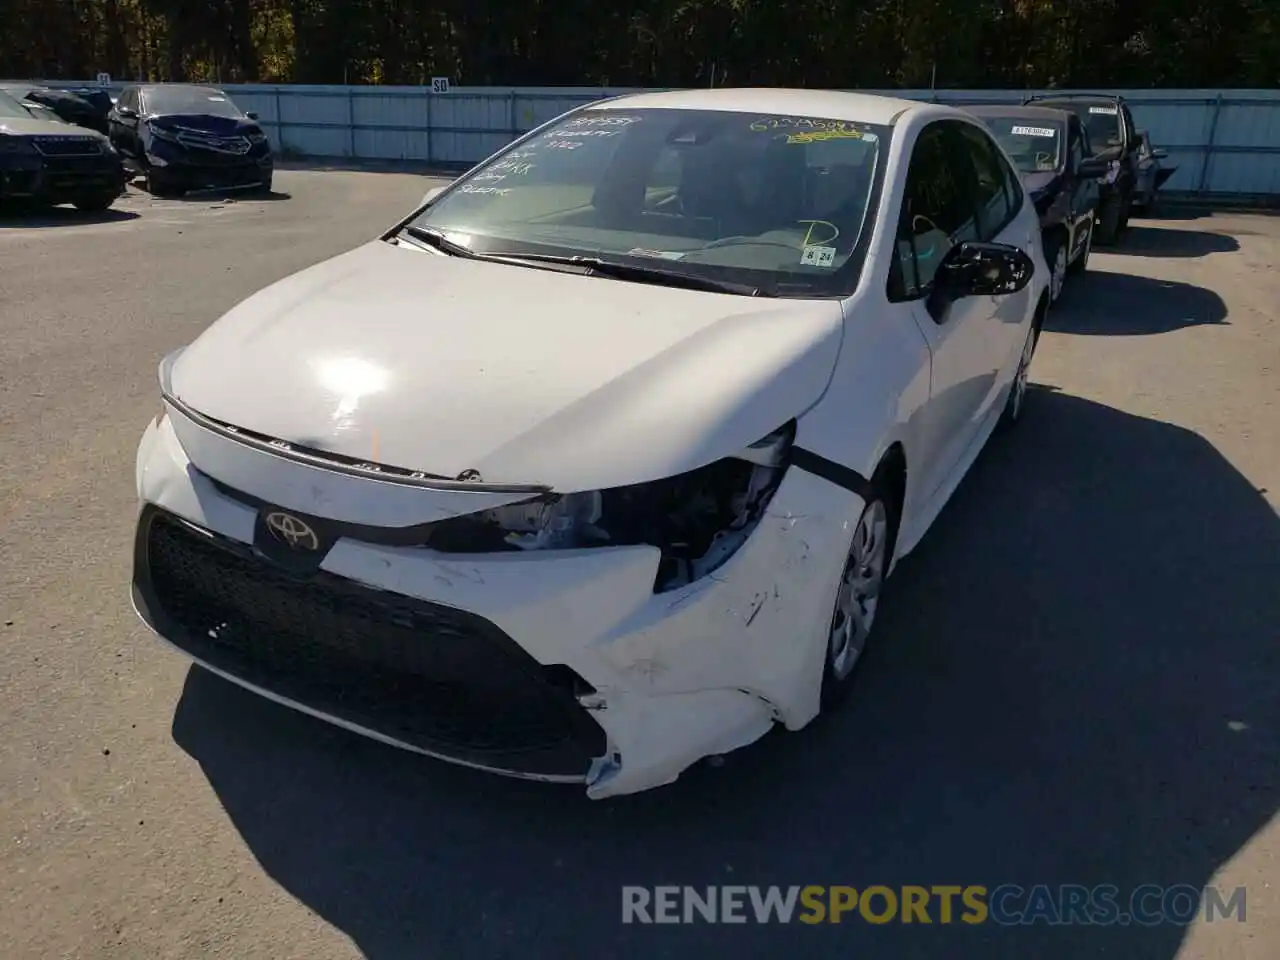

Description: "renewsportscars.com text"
621 884 1247 926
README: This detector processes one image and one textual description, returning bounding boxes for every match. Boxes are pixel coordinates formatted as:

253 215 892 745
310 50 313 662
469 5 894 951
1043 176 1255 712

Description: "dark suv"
966 105 1107 302
108 83 272 196
1023 93 1140 245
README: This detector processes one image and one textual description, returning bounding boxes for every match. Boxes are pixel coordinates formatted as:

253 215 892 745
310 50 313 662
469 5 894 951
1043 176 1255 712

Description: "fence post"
347 86 356 158
273 86 282 153
1198 93 1224 196
425 88 433 165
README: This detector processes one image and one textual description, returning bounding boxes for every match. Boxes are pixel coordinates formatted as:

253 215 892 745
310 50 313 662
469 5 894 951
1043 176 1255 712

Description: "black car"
1132 130 1178 213
0 83 109 135
0 89 125 212
108 84 273 197
966 105 1108 302
1023 93 1141 245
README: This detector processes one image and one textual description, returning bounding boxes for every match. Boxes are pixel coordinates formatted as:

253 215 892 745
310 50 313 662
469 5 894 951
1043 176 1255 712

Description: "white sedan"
132 88 1048 798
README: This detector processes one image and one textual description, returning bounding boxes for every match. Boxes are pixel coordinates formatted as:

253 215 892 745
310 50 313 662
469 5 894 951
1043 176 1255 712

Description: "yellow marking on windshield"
798 220 840 247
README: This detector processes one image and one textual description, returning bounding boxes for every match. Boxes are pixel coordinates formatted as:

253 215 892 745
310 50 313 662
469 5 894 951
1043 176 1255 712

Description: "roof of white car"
593 88 929 126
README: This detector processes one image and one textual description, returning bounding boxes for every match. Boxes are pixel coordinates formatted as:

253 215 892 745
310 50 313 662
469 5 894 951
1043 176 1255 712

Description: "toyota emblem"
264 511 320 551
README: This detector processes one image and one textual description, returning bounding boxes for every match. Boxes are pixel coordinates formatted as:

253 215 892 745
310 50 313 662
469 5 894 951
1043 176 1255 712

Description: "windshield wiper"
398 228 766 296
400 225 488 258
501 253 767 297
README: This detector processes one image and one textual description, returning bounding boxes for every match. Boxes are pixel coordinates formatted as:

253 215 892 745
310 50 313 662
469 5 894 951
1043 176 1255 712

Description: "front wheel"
1045 233 1068 303
999 320 1039 429
1067 219 1093 276
819 492 897 709
74 192 117 213
146 170 184 198
1095 195 1123 245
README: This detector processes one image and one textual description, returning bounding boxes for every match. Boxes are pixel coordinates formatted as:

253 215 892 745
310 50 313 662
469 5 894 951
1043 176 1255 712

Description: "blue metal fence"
47 82 1280 197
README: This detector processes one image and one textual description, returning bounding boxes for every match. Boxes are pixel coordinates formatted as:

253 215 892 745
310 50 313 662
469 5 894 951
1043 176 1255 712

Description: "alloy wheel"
828 499 889 680
1050 244 1067 302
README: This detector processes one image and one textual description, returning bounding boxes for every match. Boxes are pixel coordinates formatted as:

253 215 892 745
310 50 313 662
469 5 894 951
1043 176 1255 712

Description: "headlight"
247 131 268 144
148 123 179 143
427 422 796 592
158 347 185 394
0 136 36 155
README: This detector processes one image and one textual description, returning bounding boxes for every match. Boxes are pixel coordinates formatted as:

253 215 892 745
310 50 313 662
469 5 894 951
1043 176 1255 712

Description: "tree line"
1 0 1277 90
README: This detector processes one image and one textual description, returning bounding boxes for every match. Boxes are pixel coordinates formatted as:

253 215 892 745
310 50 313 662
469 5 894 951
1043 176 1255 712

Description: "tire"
1067 218 1093 276
819 483 900 710
1118 187 1134 233
146 170 184 198
999 315 1039 430
1095 194 1123 245
1044 230 1068 303
74 193 116 213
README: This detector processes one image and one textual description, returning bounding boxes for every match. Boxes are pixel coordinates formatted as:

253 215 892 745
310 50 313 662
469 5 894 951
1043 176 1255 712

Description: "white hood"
169 240 844 491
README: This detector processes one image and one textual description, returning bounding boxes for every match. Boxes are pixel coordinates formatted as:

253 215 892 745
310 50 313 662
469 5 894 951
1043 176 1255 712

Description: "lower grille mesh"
139 509 603 775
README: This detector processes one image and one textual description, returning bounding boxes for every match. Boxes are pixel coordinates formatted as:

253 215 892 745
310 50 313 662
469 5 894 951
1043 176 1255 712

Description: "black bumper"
0 154 125 203
131 505 606 778
152 155 273 191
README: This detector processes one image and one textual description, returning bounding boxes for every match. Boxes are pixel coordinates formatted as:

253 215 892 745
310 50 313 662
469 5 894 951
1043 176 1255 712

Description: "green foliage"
1 0 1277 87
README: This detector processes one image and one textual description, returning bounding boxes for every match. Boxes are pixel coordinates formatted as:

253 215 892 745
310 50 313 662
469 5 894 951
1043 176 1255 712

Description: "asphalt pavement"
1 173 1277 959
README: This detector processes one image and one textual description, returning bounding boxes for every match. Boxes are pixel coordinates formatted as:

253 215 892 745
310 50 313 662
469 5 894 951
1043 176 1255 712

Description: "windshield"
982 116 1064 173
143 86 244 118
408 107 889 297
1042 102 1121 151
0 89 34 120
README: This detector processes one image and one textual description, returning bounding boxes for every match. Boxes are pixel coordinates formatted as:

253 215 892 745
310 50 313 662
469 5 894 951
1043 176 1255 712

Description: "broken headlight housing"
427 422 796 592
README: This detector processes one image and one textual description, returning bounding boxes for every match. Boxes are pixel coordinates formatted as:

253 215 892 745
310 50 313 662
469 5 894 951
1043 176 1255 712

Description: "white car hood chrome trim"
169 240 844 491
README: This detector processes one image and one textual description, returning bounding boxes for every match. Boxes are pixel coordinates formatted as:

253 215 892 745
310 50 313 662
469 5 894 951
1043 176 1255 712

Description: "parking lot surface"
1 172 1277 960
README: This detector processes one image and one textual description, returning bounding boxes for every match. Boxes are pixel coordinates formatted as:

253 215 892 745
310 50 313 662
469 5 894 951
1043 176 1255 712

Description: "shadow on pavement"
172 386 1280 960
0 204 139 227
1048 272 1228 335
275 157 468 179
1113 225 1239 258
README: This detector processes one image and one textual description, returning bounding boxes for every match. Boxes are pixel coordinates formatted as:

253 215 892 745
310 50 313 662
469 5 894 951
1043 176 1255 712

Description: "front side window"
410 108 890 298
1069 124 1085 171
889 121 980 299
954 122 1018 240
981 115 1064 173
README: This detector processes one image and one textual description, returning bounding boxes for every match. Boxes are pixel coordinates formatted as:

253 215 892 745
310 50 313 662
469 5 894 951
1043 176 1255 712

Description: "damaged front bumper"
132 415 860 798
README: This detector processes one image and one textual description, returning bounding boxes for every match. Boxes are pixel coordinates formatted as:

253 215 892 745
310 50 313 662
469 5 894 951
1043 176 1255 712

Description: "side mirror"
1151 148 1168 160
926 242 1034 322
420 184 446 207
114 106 136 120
1077 157 1108 178
245 111 259 120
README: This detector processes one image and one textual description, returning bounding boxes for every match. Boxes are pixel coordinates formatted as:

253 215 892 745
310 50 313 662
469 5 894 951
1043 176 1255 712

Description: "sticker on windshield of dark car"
1011 125 1056 137
1089 106 1118 115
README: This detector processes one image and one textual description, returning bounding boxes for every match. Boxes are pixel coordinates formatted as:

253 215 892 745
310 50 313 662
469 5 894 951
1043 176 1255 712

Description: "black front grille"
32 137 102 157
135 507 605 776
43 156 113 174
